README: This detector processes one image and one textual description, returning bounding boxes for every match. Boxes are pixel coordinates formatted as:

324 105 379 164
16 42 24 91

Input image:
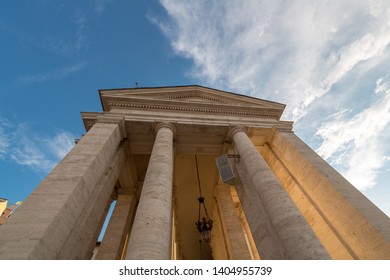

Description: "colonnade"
94 120 329 260
2 117 389 260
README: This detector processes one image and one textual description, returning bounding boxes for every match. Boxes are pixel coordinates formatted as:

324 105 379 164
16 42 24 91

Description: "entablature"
81 85 294 156
81 111 293 156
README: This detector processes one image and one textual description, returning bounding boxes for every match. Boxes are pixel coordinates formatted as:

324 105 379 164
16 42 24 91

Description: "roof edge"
98 84 286 108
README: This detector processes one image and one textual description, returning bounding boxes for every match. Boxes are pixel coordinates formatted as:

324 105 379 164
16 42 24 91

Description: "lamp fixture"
196 196 213 242
194 155 213 243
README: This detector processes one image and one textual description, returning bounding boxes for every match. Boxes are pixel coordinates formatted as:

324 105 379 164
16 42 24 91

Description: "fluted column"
228 126 329 259
125 123 175 259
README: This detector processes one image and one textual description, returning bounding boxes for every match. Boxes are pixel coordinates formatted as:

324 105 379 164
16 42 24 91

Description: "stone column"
125 123 175 260
270 131 390 259
228 126 329 260
0 116 126 259
95 193 137 260
214 185 252 260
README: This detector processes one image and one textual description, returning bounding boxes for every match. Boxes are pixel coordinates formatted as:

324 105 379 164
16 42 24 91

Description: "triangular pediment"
83 85 292 134
97 85 286 120
100 85 284 108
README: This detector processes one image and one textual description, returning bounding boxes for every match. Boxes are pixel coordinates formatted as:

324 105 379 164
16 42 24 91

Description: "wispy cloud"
0 117 13 159
0 128 9 159
16 62 86 84
45 131 76 160
55 10 90 56
316 77 390 190
0 118 75 173
10 132 56 173
157 0 390 118
156 0 390 192
90 0 113 15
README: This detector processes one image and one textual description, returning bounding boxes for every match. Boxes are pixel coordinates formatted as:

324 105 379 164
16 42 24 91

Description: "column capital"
155 122 176 137
96 115 127 139
227 126 247 141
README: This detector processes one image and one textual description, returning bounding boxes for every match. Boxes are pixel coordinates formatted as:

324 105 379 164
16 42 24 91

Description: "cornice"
106 99 282 119
99 86 286 115
81 111 293 133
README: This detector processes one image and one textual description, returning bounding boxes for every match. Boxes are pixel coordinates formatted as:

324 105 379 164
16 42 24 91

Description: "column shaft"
230 127 329 259
271 131 390 259
0 118 126 259
214 185 252 260
125 123 175 260
95 194 137 260
59 144 126 259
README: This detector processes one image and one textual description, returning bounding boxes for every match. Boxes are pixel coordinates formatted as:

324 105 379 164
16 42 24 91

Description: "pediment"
100 85 284 109
98 85 286 120
83 85 292 133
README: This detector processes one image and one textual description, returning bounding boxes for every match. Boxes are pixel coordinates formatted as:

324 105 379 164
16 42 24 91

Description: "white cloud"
375 77 390 95
10 138 56 173
16 62 86 84
0 117 13 159
45 131 76 160
0 118 75 173
316 79 390 190
325 31 390 88
156 0 390 193
157 0 390 118
0 127 9 159
91 0 113 15
54 10 90 56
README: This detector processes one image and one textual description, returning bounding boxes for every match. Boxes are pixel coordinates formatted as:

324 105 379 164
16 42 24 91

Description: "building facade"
0 199 17 225
0 85 389 260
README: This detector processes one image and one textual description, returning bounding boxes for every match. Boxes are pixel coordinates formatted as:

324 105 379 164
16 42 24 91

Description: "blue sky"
1 1 389 217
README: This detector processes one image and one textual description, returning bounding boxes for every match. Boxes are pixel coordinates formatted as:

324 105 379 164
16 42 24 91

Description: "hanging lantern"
196 196 213 243
194 155 213 243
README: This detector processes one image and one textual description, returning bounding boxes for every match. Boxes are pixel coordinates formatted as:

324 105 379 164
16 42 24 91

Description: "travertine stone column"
95 193 137 260
270 131 390 259
234 159 284 259
214 185 252 260
125 122 175 260
59 144 126 259
259 143 354 259
228 126 329 260
211 211 229 260
0 116 126 259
